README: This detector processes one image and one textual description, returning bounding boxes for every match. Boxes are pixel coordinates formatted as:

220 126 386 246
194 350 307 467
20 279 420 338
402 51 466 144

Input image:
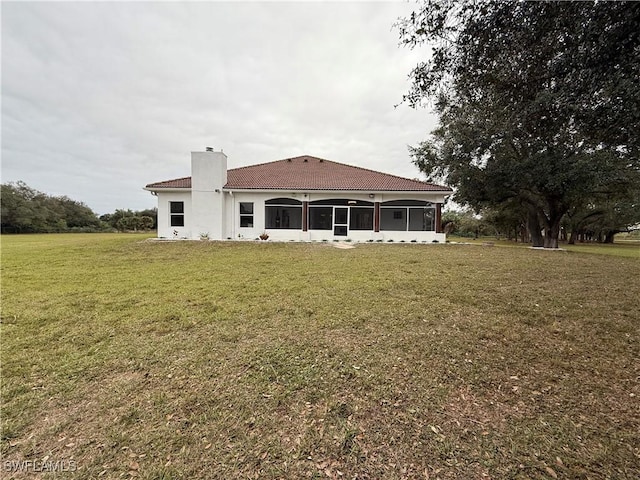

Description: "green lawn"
448 235 640 258
2 234 639 479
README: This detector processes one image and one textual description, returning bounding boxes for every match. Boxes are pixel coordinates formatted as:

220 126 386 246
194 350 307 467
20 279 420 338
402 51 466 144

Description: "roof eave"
223 187 452 194
144 187 191 192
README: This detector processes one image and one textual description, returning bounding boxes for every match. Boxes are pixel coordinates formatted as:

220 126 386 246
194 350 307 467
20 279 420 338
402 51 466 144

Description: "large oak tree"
398 1 640 247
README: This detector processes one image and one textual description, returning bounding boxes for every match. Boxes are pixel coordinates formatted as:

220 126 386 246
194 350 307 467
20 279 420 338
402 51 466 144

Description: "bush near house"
2 234 638 479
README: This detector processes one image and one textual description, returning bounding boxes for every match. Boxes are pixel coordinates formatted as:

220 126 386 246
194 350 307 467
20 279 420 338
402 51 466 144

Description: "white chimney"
191 148 227 192
191 148 227 239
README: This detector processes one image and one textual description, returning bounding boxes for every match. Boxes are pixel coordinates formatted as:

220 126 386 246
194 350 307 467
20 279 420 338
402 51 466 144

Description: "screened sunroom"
237 196 441 242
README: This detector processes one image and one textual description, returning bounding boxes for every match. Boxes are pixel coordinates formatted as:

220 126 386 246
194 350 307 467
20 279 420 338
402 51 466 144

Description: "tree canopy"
1 182 157 233
398 1 640 247
99 209 157 232
1 182 101 233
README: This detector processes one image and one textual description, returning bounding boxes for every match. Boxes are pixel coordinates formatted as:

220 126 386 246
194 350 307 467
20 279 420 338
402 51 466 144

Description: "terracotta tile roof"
145 176 192 189
145 155 452 192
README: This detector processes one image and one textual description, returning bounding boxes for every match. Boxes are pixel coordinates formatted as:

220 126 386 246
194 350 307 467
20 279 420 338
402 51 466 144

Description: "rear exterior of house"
144 149 452 242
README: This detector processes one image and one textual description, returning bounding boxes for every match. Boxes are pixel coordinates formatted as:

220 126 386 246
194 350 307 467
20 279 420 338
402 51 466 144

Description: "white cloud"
1 1 437 214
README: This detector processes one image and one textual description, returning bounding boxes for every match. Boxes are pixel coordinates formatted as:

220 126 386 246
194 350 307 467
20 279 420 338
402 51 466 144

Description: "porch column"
435 203 442 233
374 202 380 232
302 201 308 232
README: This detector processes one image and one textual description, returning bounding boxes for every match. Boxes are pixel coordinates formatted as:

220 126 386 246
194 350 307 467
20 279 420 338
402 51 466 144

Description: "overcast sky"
2 1 437 214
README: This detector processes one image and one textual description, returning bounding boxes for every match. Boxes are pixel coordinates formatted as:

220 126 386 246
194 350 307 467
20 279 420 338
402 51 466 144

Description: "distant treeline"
442 205 639 244
1 181 157 233
99 209 157 232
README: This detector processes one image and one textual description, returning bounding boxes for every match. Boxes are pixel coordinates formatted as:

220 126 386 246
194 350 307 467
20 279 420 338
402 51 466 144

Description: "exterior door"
334 207 348 236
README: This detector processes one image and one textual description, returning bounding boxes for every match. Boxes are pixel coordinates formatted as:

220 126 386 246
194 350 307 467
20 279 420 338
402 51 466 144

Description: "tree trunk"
568 229 577 245
603 231 617 243
519 224 528 243
527 208 544 247
544 225 560 248
543 212 563 249
560 226 567 242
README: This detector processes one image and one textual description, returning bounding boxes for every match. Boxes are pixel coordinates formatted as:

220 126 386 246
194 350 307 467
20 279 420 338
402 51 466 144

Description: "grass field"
447 236 640 259
1 234 639 479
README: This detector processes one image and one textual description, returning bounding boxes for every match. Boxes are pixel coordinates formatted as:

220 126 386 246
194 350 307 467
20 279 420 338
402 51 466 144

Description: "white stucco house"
144 148 452 242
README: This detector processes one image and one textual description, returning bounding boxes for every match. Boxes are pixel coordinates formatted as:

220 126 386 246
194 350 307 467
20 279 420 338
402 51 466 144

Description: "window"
335 208 348 225
349 207 374 230
240 202 253 227
308 199 375 232
380 200 435 231
265 198 302 229
408 208 435 231
170 201 184 227
380 209 406 231
309 207 333 230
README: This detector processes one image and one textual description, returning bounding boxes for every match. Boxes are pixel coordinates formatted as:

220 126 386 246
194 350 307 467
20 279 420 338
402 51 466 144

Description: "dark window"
170 201 184 227
309 207 333 230
380 208 407 231
265 206 302 229
349 207 374 230
265 198 303 229
380 203 435 231
380 200 435 231
240 202 253 227
409 208 435 231
335 208 348 225
334 225 347 236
